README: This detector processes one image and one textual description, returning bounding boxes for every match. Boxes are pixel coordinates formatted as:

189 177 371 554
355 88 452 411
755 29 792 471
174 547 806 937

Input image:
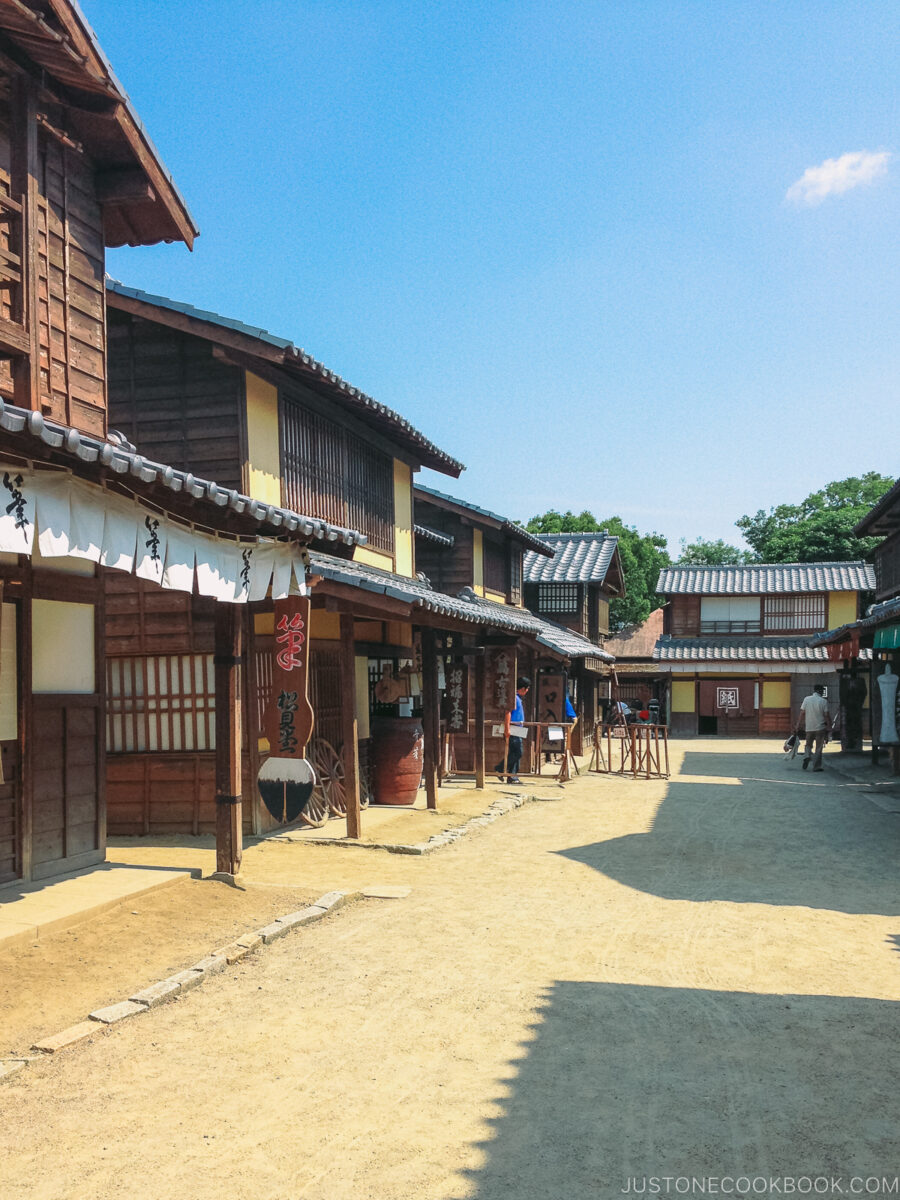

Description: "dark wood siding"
415 525 474 596
105 573 215 657
0 741 19 885
280 396 394 552
30 695 102 878
670 596 701 636
107 309 244 487
875 531 900 601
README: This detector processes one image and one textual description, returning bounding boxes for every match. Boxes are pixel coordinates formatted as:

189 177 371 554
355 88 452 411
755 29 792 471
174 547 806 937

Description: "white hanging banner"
100 497 138 572
162 522 195 593
271 546 294 600
34 472 71 557
0 464 311 604
245 544 275 602
0 467 36 555
68 481 106 562
194 535 223 599
134 511 168 584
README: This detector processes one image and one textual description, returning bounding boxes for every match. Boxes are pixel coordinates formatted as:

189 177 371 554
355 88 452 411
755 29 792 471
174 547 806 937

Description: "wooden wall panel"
107 310 244 487
30 697 101 873
107 753 253 836
414 519 474 595
104 574 215 656
759 708 792 735
670 596 701 637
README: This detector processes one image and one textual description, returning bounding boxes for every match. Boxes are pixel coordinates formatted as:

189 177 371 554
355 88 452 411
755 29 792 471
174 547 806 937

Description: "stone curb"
4 889 362 1084
267 790 559 855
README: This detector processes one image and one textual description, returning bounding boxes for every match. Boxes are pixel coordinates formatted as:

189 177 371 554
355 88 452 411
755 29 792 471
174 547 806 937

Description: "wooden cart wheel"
296 750 329 827
310 738 347 819
358 760 371 809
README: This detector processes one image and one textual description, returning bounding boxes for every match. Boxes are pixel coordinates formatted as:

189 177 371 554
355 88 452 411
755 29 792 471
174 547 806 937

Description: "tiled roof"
523 532 619 584
309 557 544 633
414 523 455 548
810 596 900 646
106 280 463 476
534 620 614 662
414 485 554 555
654 636 838 663
0 401 365 545
657 562 875 595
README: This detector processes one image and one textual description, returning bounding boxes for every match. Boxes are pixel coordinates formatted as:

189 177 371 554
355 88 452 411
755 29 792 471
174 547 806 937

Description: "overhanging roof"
654 635 840 663
106 280 463 476
414 485 553 555
657 562 875 595
523 531 623 592
810 596 900 647
0 400 365 544
0 0 197 248
855 478 900 538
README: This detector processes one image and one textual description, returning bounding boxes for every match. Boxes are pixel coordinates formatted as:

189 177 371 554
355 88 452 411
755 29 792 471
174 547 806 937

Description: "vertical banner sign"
444 663 469 734
487 648 516 717
537 672 567 723
257 595 317 823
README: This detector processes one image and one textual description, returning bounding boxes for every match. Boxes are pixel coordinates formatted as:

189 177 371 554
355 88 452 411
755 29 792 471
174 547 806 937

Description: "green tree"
677 537 750 565
525 510 670 629
735 473 894 563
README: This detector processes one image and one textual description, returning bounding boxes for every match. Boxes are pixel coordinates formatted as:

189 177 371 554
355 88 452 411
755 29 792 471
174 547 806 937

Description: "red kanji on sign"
275 611 306 670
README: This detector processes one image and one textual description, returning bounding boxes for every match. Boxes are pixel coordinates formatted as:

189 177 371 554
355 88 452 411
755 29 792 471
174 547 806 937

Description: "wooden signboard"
486 648 516 718
257 595 316 823
444 662 469 734
537 672 568 724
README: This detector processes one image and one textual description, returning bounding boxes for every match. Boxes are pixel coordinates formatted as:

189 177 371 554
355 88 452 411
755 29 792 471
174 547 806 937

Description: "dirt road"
3 740 899 1199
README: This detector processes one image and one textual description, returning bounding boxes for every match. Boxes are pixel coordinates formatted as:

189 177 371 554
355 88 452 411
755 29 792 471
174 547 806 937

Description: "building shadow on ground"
559 749 900 914
449 980 899 1200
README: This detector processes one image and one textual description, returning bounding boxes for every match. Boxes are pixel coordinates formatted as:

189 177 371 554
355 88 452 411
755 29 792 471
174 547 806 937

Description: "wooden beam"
339 613 361 839
96 167 156 205
474 650 485 789
421 627 439 810
214 605 243 875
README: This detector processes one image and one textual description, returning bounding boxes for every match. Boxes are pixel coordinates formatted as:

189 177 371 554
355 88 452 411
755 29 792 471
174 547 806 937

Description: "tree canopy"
735 473 894 563
676 537 751 566
525 510 670 629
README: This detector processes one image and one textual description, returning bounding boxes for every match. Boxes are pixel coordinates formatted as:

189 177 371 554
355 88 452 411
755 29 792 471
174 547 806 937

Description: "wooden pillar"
421 628 439 810
340 613 362 839
474 651 486 789
214 605 243 875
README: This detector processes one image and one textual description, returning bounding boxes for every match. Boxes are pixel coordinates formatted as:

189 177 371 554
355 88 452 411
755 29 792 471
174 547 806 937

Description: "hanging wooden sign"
444 662 469 733
486 648 516 717
537 672 567 723
257 595 316 823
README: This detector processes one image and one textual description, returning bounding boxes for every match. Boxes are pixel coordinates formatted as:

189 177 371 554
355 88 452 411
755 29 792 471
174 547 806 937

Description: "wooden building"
101 282 477 836
522 531 625 751
414 488 611 767
0 0 337 885
654 562 875 737
602 608 670 714
810 482 900 760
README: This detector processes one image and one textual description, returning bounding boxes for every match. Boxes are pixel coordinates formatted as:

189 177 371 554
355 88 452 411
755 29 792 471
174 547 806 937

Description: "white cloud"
786 150 892 206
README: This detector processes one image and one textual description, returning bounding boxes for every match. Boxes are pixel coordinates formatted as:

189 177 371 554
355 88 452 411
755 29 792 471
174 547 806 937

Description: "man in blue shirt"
495 676 531 784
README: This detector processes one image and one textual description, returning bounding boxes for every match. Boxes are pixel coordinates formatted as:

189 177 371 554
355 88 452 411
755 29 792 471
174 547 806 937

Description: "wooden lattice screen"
106 654 215 753
763 594 826 633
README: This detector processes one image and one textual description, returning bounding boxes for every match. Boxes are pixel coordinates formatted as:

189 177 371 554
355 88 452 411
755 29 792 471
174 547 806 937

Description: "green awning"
874 623 900 650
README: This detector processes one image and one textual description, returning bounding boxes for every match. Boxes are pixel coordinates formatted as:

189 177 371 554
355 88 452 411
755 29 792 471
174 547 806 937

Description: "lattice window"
763 594 826 633
537 583 580 614
483 539 508 595
509 550 522 606
106 655 215 752
281 397 394 552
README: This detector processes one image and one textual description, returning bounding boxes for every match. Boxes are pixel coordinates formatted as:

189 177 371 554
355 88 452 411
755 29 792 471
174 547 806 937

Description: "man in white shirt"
799 685 831 771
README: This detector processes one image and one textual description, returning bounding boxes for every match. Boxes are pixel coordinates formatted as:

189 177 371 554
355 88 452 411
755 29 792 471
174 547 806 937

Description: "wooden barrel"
371 717 424 805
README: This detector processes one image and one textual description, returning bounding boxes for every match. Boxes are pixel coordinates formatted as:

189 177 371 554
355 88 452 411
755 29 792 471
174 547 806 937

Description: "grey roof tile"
654 636 843 662
414 485 553 555
524 532 619 584
414 523 455 548
810 595 900 646
657 562 875 595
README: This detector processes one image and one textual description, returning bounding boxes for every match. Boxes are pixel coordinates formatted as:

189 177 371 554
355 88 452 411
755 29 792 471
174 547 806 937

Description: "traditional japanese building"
654 562 874 736
601 608 669 715
0 0 336 885
414 488 612 766
521 530 625 751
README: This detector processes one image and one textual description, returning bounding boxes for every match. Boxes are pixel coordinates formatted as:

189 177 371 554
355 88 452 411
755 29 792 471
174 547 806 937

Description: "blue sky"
96 1 900 553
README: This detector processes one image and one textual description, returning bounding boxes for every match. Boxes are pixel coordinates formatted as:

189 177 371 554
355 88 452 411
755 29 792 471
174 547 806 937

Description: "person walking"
495 676 531 784
798 684 831 772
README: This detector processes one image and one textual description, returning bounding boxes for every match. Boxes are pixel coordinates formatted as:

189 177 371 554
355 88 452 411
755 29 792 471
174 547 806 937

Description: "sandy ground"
2 739 899 1200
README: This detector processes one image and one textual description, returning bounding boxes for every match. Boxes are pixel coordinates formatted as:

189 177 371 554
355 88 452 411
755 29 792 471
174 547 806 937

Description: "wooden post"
474 651 486 789
340 613 362 839
421 628 439 810
214 605 242 876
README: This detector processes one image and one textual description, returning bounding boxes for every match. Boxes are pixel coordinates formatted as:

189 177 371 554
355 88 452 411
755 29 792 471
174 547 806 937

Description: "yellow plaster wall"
762 681 791 709
671 680 696 713
473 529 484 596
311 610 341 640
828 591 857 628
386 621 414 647
254 611 274 635
244 372 282 505
485 588 507 605
354 620 383 642
354 545 394 571
393 459 414 578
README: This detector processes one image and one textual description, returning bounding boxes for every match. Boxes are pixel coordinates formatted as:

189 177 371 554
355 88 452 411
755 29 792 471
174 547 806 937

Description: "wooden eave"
0 0 197 248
